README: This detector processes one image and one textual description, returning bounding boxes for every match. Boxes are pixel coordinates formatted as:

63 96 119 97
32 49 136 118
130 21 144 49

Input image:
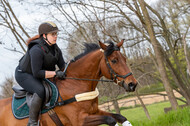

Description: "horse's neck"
67 50 103 90
55 50 103 97
67 50 103 83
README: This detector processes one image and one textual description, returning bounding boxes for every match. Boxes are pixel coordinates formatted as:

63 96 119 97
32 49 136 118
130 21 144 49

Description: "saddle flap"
12 85 26 99
43 80 53 106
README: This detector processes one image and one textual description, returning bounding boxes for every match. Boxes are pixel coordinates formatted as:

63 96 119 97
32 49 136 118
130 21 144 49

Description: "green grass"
122 100 187 125
139 107 190 126
123 101 171 123
101 100 189 126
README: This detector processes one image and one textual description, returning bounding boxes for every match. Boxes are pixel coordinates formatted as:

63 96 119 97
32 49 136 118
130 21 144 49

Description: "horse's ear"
117 39 124 48
99 40 107 50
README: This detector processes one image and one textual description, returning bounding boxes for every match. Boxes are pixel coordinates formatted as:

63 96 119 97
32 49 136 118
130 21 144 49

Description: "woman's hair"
26 35 40 46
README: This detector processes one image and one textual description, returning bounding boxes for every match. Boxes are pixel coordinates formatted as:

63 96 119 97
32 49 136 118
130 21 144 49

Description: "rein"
64 77 114 82
63 60 114 82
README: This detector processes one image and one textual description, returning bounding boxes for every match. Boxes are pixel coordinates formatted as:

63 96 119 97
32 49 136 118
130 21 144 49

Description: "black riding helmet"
38 21 59 36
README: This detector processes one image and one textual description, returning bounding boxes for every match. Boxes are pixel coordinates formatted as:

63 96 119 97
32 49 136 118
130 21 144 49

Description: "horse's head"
99 40 137 92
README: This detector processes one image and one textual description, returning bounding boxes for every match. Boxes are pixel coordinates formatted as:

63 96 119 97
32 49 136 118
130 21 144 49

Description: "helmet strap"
44 34 52 45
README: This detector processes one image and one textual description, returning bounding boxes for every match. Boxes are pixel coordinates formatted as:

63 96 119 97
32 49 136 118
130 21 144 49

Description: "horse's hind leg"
83 115 117 126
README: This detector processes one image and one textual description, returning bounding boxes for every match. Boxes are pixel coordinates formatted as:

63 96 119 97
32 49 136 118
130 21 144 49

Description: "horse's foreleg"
96 109 132 126
111 114 132 126
83 115 117 126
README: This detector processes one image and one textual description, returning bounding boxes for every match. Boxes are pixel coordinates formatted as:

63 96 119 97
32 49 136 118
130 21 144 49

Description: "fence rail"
99 91 182 111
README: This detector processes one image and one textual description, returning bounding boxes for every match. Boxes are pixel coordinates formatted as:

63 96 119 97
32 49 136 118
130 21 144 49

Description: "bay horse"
0 40 137 126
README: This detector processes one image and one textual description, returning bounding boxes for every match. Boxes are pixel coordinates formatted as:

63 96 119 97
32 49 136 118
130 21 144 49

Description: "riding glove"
56 70 66 79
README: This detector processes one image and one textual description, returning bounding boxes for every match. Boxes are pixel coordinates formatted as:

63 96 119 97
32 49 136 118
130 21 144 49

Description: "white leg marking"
115 123 119 126
122 120 132 126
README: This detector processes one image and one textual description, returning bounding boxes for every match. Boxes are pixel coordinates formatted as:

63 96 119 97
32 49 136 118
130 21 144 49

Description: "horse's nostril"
128 83 133 87
128 83 136 91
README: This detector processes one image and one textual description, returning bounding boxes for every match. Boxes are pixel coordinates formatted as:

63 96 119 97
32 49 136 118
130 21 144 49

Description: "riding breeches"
15 66 45 99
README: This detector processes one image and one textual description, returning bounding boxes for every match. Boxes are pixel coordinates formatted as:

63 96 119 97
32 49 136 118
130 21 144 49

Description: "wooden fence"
99 91 182 111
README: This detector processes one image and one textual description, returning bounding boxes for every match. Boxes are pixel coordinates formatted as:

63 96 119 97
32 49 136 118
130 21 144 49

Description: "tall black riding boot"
27 93 42 126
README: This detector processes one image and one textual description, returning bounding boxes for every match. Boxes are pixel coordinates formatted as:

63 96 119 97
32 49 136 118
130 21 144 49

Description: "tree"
0 0 31 52
142 0 190 104
137 0 178 109
0 77 15 99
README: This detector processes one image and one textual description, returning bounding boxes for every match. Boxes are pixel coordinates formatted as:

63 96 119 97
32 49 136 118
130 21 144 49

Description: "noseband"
104 47 132 81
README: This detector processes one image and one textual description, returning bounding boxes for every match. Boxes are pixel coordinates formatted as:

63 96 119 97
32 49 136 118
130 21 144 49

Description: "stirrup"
27 122 37 126
27 119 40 126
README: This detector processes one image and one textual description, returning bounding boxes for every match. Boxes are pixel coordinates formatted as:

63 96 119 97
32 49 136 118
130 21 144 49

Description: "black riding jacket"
19 37 65 79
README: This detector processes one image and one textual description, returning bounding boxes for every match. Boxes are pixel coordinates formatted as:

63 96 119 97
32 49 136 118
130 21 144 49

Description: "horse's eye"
111 59 117 64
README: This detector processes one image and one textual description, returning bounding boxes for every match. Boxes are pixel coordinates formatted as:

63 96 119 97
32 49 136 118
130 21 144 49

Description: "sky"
0 46 22 84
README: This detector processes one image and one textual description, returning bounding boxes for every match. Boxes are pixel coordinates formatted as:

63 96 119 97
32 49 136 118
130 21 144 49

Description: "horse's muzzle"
119 81 137 92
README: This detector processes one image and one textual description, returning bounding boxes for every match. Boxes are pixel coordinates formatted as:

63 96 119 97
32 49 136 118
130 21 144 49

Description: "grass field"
124 101 189 126
140 107 190 126
101 100 190 126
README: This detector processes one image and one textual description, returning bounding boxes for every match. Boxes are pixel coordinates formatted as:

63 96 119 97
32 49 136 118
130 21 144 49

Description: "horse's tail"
26 35 40 46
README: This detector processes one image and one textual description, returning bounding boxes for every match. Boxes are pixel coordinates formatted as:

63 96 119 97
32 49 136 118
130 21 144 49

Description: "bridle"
104 46 132 83
104 56 132 82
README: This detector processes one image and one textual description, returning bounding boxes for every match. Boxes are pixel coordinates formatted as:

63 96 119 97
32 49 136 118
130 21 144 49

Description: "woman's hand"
55 70 66 79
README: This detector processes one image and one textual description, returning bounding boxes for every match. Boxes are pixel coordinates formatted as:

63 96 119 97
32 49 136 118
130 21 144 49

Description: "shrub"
0 76 15 99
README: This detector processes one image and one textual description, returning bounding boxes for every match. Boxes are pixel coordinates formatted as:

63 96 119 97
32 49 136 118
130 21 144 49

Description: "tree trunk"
164 57 190 105
136 91 151 120
113 99 120 114
138 0 178 110
148 47 190 105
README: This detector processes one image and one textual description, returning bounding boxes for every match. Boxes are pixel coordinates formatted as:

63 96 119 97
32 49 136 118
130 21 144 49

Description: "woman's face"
44 32 58 45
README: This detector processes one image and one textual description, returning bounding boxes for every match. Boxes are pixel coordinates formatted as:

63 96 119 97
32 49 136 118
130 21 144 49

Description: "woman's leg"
15 66 45 99
15 67 44 126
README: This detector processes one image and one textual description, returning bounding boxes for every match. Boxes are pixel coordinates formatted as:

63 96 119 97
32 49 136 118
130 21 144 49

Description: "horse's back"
0 97 62 126
0 97 12 115
0 97 28 126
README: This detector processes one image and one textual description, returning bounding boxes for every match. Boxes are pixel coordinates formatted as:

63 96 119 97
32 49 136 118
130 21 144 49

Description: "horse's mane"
72 43 100 62
104 40 116 57
72 41 116 62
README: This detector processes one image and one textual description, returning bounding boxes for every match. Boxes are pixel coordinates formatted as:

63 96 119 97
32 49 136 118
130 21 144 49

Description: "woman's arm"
30 46 46 78
45 71 56 78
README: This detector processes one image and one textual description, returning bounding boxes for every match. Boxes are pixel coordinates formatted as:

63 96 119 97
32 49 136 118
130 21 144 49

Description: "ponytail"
26 35 40 46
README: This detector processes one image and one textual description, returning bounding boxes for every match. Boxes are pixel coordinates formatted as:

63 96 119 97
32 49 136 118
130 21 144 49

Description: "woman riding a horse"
0 21 137 125
15 21 66 126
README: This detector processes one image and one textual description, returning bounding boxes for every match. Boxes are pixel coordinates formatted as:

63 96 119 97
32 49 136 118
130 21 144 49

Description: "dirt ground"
99 91 182 111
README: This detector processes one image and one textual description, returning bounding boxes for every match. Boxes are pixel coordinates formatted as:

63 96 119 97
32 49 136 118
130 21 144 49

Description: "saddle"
12 80 52 107
12 79 59 119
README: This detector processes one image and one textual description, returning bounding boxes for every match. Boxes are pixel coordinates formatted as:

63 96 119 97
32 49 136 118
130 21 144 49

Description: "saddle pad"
12 79 59 119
